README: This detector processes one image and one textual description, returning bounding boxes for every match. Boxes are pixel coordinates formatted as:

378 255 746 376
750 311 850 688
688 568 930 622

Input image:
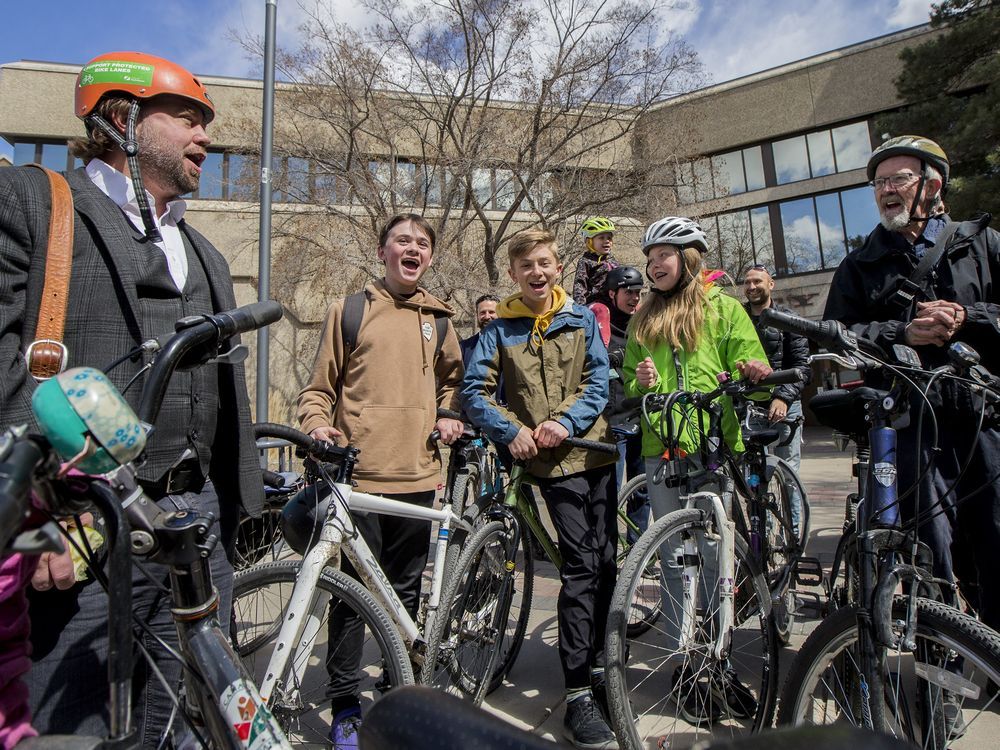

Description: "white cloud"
887 0 934 28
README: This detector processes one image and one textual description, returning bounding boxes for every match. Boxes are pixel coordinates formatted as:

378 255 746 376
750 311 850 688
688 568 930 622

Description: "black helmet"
605 266 644 292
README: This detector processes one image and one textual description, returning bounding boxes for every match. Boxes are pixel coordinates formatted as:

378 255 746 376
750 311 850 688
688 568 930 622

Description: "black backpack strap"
888 221 962 309
434 315 449 360
338 291 369 394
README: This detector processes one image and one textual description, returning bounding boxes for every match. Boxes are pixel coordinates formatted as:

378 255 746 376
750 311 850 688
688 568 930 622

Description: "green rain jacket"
623 286 769 458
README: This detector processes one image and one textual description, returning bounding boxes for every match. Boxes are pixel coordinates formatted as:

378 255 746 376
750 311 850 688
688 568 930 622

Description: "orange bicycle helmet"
75 51 214 124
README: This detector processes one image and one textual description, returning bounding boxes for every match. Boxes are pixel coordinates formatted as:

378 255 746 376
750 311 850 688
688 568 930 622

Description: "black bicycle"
0 301 290 749
761 309 1000 749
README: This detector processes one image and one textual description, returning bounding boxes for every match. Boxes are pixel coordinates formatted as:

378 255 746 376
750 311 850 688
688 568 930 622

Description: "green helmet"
579 216 616 238
867 135 950 189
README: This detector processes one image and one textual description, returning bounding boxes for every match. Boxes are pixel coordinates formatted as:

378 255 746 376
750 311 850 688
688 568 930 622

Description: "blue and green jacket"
461 295 614 478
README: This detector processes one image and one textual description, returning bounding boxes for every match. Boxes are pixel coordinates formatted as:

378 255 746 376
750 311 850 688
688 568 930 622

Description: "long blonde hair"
630 247 707 351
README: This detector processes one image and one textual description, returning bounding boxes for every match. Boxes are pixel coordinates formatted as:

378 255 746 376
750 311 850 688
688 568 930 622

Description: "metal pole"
256 0 277 422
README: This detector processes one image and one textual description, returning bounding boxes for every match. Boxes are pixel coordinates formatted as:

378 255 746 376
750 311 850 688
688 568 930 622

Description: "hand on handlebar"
768 397 789 423
434 418 465 445
309 425 344 444
508 426 538 460
31 512 95 591
906 301 966 347
534 420 569 449
736 359 772 384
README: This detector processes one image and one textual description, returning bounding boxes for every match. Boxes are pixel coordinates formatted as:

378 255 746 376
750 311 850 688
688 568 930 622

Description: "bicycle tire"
231 561 413 744
233 502 288 570
772 455 810 550
778 597 1000 748
765 459 801 645
606 508 778 750
616 473 661 638
421 520 511 704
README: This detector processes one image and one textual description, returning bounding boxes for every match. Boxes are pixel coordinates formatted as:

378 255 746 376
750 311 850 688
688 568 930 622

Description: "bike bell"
32 367 147 473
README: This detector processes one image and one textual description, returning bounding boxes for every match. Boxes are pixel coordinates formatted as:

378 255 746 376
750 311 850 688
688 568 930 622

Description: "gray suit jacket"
0 165 263 518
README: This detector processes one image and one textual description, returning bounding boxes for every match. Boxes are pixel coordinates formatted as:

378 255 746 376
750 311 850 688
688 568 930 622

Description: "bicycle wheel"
778 597 1000 749
232 561 413 744
617 473 661 638
233 501 287 570
606 508 778 750
421 520 512 704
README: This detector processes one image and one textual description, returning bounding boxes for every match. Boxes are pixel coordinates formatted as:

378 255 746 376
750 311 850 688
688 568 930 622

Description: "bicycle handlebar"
253 422 348 464
435 408 615 454
139 301 283 425
0 435 46 551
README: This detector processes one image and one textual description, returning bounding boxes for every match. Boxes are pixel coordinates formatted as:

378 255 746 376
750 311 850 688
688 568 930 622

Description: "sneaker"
710 667 757 719
591 676 611 723
942 695 967 740
330 706 362 750
671 666 721 727
563 695 619 750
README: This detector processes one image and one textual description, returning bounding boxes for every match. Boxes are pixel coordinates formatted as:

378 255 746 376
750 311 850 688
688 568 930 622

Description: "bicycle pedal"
792 556 824 587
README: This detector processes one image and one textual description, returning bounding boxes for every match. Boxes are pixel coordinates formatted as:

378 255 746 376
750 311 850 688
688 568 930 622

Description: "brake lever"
205 344 249 366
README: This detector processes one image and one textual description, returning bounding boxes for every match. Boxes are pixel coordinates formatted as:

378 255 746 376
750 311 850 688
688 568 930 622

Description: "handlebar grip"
436 407 463 421
563 436 618 455
261 468 286 489
759 308 844 350
253 422 345 463
211 301 283 339
758 368 804 386
0 438 44 551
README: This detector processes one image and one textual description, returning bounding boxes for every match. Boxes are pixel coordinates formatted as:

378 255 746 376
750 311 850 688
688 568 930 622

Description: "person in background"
742 264 810 535
572 217 620 306
460 293 500 364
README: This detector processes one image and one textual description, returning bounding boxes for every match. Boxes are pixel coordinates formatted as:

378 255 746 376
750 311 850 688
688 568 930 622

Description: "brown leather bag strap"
24 164 74 381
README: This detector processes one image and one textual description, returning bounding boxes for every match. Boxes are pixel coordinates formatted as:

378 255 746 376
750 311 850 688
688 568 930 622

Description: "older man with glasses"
824 136 1000 652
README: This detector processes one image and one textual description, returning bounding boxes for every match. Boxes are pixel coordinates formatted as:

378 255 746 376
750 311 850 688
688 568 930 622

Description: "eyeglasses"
869 172 920 191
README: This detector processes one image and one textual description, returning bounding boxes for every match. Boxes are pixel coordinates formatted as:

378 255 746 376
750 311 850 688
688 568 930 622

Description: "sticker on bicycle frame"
221 679 284 749
873 462 896 487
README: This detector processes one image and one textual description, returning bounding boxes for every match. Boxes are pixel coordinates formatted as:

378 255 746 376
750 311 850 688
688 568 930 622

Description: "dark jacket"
572 251 619 305
743 301 811 405
824 214 1000 381
0 166 263 517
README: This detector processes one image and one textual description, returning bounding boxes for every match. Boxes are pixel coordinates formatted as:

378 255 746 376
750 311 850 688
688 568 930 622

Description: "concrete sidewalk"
479 426 856 740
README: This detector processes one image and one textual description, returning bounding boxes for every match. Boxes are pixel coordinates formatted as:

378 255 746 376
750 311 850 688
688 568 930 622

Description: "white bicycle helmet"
641 216 709 256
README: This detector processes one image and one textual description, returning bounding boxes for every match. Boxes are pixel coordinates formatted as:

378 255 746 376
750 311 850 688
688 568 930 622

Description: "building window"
744 147 766 191
840 184 879 250
703 206 774 279
831 122 871 172
780 197 822 273
195 151 224 200
772 136 811 184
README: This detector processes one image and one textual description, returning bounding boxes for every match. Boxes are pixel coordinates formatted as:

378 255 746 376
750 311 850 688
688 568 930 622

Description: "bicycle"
229 422 485 745
420 432 619 698
761 309 1000 748
0 300 291 749
613 405 813 646
604 368 803 749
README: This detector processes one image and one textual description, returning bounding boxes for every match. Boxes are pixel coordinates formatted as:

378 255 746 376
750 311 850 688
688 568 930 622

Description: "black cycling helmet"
280 482 334 556
604 266 644 292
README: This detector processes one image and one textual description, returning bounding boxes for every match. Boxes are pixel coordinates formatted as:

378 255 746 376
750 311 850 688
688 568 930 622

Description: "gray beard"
880 205 911 232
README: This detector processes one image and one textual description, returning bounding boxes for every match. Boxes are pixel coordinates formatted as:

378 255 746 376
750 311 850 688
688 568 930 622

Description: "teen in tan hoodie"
296 214 464 746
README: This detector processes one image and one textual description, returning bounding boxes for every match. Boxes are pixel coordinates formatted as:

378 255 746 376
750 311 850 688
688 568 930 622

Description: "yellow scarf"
498 284 567 348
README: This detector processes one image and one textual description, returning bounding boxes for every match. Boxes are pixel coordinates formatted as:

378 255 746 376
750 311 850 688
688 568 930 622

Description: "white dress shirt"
85 159 189 290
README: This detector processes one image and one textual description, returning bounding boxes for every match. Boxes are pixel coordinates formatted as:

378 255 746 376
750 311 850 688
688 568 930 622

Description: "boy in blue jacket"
462 229 619 750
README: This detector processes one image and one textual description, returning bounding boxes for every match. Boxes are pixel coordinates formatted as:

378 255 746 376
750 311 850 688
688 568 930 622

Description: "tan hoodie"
297 279 464 494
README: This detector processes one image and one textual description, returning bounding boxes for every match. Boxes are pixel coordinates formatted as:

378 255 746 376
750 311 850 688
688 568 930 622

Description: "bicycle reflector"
32 367 147 473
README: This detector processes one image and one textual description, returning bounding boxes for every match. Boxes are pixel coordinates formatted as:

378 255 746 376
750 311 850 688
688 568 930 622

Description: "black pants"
325 490 434 709
535 465 618 689
898 397 1000 631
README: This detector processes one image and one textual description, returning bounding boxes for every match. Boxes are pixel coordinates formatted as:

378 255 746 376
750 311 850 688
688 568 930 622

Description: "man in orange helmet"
0 52 260 744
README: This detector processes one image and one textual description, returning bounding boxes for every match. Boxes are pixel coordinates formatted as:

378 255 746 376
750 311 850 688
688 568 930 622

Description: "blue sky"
1 0 935 160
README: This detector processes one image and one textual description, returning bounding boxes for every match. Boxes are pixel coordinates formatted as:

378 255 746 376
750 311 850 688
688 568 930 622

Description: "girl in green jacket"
621 215 770 725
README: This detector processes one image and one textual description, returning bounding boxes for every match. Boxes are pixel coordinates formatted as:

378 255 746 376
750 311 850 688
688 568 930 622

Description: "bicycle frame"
256 480 465 705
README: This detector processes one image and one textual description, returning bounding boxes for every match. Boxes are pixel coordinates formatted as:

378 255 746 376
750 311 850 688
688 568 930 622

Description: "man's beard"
138 132 200 199
880 205 911 231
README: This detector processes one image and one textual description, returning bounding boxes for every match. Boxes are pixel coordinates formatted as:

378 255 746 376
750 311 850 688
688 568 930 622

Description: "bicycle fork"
679 492 737 662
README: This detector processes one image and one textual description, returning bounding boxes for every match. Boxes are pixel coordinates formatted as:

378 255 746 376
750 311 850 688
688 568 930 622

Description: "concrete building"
0 24 941 421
